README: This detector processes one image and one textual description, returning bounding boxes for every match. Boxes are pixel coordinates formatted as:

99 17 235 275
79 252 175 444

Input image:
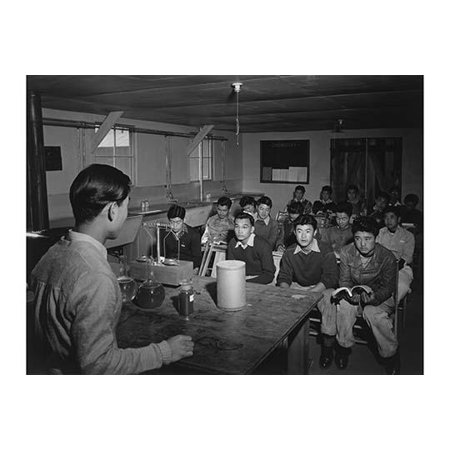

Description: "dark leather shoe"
383 352 400 375
319 346 333 369
335 346 350 370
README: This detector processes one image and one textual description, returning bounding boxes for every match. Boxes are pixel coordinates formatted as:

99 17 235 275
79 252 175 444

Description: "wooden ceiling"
27 75 423 133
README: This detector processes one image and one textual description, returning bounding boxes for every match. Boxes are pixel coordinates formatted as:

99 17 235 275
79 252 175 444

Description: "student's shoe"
382 351 400 375
319 345 334 369
335 345 351 370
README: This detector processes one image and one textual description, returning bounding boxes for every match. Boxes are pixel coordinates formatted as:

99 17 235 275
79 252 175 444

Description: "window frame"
92 125 136 184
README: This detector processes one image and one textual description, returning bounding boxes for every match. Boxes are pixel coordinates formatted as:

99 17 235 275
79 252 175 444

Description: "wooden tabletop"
117 277 322 375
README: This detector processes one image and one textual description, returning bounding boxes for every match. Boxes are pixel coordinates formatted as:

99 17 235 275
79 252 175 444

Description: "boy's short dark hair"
383 205 400 218
217 196 232 209
167 204 186 220
69 164 131 226
352 216 379 237
321 185 332 194
256 196 272 208
294 185 306 194
239 196 256 208
235 211 255 226
404 193 419 206
287 202 304 215
293 214 318 231
335 202 353 217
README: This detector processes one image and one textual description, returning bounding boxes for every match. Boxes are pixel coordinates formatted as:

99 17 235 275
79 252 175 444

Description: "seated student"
401 193 423 233
276 215 339 369
254 196 279 250
312 185 337 216
376 206 415 302
162 204 202 274
388 186 402 207
287 185 313 215
227 212 275 284
239 195 257 221
29 164 194 374
346 184 367 218
335 216 399 374
276 202 303 252
319 202 354 261
201 196 235 244
368 191 390 229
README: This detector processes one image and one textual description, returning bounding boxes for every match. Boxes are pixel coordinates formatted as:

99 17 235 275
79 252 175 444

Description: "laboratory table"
117 277 322 375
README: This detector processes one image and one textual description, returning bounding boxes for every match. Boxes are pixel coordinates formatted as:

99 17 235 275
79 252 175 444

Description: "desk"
117 277 322 375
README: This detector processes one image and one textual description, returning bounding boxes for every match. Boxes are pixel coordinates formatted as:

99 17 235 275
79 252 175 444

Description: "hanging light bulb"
232 82 243 147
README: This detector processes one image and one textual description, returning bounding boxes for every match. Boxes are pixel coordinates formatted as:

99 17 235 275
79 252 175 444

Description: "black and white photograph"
4 1 448 449
25 74 424 376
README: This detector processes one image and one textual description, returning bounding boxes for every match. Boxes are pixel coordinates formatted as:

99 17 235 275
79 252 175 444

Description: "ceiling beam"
90 111 124 153
187 125 214 155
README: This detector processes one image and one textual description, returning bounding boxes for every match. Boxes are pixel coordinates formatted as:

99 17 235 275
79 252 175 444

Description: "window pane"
116 146 132 157
189 159 199 181
115 158 132 177
96 146 114 156
94 156 114 166
203 158 210 179
115 129 130 147
98 129 115 147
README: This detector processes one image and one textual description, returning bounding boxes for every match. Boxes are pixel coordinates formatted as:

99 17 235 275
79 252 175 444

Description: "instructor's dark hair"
69 164 131 225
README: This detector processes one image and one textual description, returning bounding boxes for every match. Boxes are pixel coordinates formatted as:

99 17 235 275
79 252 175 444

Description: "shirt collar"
235 233 255 249
293 238 320 255
257 216 270 225
69 229 107 260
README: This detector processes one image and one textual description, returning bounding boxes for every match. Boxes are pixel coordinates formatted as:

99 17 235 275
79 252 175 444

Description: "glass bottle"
117 255 137 303
178 279 194 318
134 260 165 309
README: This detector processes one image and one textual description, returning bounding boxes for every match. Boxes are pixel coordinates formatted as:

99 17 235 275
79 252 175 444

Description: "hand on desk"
167 335 194 362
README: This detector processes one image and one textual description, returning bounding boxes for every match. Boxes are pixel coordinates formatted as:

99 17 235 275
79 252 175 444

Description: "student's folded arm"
338 251 353 289
403 232 415 265
249 245 275 284
276 253 293 287
373 256 397 305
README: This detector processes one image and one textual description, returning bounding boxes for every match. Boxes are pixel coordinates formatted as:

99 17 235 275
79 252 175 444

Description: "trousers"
336 297 398 358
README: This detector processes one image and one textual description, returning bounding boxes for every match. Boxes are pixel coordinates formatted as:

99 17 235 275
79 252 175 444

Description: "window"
93 126 135 183
189 138 213 181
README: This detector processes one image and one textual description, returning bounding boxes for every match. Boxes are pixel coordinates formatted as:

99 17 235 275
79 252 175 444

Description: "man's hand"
193 267 199 275
360 291 376 306
277 244 286 253
166 335 194 362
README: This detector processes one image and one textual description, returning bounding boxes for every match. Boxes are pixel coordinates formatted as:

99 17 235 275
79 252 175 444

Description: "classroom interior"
26 75 424 375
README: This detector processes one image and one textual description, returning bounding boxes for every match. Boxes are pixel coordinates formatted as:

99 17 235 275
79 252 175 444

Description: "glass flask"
117 255 138 303
134 260 165 309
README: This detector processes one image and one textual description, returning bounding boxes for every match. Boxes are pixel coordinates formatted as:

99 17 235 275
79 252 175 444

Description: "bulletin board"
260 140 310 184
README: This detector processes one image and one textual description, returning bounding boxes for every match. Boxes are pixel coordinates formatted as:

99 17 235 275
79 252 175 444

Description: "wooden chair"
199 242 227 277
